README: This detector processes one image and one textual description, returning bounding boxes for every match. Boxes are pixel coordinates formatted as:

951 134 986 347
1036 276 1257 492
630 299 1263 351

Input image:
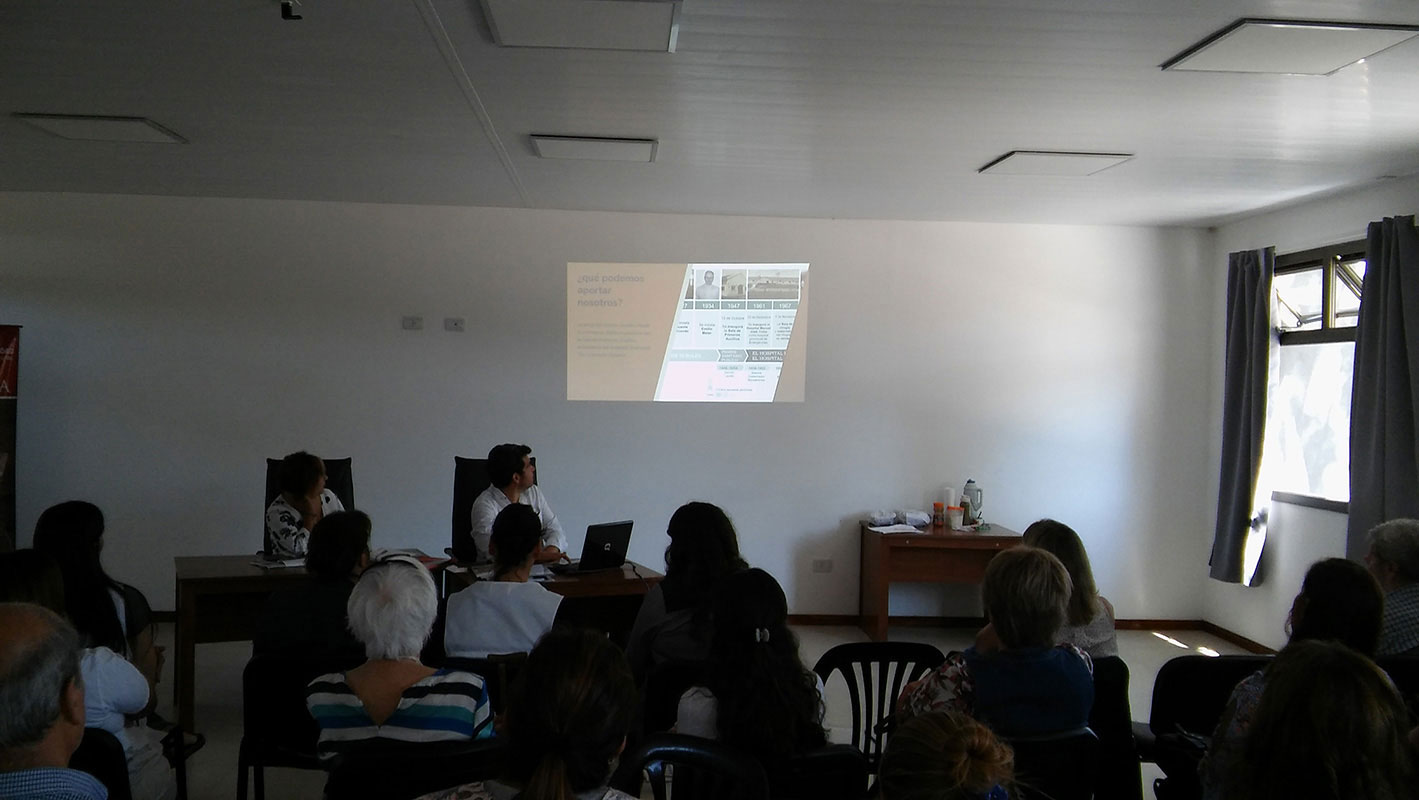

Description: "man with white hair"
0 603 108 800
306 555 491 761
1366 518 1419 656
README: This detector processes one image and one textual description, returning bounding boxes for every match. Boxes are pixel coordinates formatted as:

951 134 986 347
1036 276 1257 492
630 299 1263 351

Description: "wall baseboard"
787 615 1275 654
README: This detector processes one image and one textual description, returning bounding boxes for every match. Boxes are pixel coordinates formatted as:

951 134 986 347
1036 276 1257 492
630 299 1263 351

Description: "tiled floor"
152 623 1246 800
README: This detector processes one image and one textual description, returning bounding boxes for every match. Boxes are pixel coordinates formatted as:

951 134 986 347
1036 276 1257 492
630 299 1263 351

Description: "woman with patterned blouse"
265 451 344 559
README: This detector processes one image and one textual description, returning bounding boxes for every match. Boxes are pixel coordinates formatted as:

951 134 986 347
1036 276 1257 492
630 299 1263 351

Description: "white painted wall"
1202 174 1419 649
0 192 1214 619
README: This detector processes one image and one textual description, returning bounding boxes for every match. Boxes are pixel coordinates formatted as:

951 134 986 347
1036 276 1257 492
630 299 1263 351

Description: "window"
1267 240 1365 508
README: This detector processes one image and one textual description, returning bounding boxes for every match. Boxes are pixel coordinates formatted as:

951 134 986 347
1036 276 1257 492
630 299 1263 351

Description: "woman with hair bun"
416 627 639 800
880 710 1014 800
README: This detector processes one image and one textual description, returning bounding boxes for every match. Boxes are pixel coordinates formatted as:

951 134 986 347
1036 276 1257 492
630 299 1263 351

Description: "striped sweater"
306 668 493 760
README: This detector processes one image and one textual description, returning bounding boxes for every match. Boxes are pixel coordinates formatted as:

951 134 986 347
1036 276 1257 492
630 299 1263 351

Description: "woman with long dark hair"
32 500 161 686
676 567 826 760
625 501 748 680
415 628 640 800
1022 519 1117 658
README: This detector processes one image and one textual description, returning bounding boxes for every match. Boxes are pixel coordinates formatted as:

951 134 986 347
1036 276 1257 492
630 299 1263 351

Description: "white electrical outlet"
812 558 833 574
444 317 466 332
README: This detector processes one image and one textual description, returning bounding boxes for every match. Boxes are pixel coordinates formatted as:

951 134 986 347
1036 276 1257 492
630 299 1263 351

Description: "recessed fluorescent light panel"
1162 18 1419 75
481 0 681 52
12 113 187 143
978 150 1133 176
532 135 657 162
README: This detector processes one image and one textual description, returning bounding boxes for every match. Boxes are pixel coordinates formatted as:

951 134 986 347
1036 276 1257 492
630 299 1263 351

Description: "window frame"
1268 238 1365 511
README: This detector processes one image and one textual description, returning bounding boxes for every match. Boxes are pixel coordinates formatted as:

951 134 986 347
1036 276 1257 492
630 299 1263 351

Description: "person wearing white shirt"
445 504 564 659
695 269 720 300
467 444 567 563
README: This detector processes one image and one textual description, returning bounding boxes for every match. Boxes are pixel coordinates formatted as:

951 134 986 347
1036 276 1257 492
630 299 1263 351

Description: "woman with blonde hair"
879 710 1014 800
1022 519 1117 658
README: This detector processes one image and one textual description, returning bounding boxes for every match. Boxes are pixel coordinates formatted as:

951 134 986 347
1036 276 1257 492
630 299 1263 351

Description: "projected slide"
568 262 808 402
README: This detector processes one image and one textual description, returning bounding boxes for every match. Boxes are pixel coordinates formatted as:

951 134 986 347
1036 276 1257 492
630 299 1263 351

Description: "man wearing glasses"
467 443 567 564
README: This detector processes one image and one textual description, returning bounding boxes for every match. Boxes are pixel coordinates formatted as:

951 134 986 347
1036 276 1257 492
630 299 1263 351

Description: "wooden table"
859 523 1022 641
173 555 662 731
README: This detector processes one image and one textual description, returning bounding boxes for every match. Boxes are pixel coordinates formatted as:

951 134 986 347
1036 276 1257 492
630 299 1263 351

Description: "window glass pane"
1268 342 1353 501
1335 259 1364 329
1274 269 1322 331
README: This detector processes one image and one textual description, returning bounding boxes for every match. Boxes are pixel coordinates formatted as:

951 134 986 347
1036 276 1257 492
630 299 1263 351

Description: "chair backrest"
1089 655 1142 800
610 733 770 800
450 457 490 561
811 641 946 771
324 739 506 800
1376 655 1419 721
443 652 528 715
768 743 870 800
264 456 355 554
1148 654 1272 738
70 727 133 800
641 659 709 734
1006 727 1100 800
242 653 362 761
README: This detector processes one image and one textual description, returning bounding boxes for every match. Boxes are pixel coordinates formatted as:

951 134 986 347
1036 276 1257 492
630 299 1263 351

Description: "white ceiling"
3 0 1419 227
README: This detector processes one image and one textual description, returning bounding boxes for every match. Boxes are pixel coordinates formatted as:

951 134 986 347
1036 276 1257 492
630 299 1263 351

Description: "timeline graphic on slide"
567 262 809 403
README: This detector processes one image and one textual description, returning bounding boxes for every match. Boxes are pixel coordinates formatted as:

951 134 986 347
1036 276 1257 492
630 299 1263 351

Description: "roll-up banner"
0 326 17 552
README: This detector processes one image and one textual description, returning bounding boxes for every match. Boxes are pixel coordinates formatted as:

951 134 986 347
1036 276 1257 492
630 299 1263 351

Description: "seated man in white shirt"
468 443 566 563
444 504 565 659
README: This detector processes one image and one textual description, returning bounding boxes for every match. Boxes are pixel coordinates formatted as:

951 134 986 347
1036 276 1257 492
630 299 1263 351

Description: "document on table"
867 524 925 534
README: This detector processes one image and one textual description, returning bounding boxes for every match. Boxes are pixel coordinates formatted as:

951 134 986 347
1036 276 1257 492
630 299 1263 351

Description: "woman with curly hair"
675 567 826 761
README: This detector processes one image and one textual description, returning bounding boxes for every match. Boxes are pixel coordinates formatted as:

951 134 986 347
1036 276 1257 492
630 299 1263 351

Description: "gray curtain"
1348 215 1419 560
1210 248 1274 583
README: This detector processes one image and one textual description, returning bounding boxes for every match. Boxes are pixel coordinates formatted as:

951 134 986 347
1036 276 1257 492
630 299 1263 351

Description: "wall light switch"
444 317 466 332
401 316 423 331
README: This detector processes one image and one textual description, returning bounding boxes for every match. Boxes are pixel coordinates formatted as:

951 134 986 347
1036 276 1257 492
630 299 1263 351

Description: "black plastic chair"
611 733 770 800
238 653 361 800
443 652 528 715
768 743 870 800
641 660 708 734
1089 656 1142 800
324 738 506 800
263 456 354 556
1377 655 1419 722
70 728 133 800
1132 654 1271 761
811 641 946 772
1006 727 1100 800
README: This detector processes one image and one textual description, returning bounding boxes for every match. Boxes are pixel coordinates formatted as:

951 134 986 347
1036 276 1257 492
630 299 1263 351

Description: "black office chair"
443 652 529 715
1006 727 1100 800
640 660 708 735
1090 656 1142 800
238 653 362 800
263 456 354 556
811 641 946 773
70 728 133 800
610 733 770 800
450 456 490 562
767 743 870 800
324 739 506 800
1133 653 1271 800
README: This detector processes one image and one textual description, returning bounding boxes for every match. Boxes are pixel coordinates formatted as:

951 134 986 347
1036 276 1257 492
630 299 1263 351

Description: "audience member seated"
414 627 639 800
253 510 370 659
1365 518 1419 657
306 555 491 761
897 547 1093 737
1022 518 1117 658
879 710 1015 800
0 551 176 800
444 504 564 659
1231 639 1416 800
0 603 108 800
467 443 567 564
626 501 749 681
266 451 345 559
32 501 163 701
1200 557 1383 800
675 567 827 761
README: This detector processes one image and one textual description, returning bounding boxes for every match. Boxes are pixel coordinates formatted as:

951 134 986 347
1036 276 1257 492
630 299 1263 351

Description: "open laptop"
549 520 633 575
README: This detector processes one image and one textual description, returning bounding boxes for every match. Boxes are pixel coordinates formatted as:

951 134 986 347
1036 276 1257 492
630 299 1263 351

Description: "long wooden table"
173 555 662 731
859 523 1022 640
